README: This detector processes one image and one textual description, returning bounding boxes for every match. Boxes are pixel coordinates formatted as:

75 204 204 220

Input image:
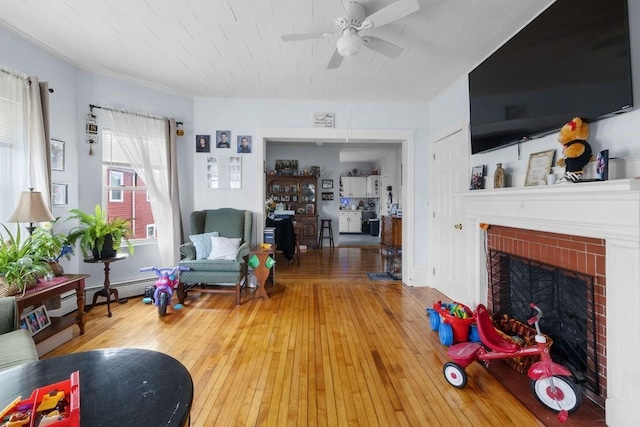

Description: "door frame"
255 127 415 284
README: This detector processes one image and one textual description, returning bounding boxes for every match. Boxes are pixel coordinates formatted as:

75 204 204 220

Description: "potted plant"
30 220 74 276
65 204 134 260
0 224 52 297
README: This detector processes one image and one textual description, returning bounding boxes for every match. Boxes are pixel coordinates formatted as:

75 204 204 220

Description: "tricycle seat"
476 304 519 353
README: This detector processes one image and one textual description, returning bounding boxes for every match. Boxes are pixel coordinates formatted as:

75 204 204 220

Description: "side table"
16 274 89 343
84 253 128 317
249 245 276 301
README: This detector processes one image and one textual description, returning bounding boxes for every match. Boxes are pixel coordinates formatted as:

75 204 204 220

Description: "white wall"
0 25 194 288
428 2 640 183
193 98 429 259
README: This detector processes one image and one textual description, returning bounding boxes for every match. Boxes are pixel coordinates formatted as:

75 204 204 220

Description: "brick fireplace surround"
487 225 606 400
460 179 640 426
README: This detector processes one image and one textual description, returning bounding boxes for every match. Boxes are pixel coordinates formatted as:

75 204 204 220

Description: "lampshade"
7 189 55 224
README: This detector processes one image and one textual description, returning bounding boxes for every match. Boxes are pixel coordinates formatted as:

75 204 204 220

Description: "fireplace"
459 179 640 425
487 235 601 400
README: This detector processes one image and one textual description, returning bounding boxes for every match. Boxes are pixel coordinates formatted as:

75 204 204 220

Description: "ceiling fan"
281 0 420 69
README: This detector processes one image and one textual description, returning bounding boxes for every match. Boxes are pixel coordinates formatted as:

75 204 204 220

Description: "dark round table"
0 348 193 426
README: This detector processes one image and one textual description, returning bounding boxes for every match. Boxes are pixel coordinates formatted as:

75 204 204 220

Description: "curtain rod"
89 103 180 124
1 67 27 80
1 68 55 92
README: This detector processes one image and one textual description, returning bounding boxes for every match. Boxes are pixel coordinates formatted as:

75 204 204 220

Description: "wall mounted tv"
469 0 633 155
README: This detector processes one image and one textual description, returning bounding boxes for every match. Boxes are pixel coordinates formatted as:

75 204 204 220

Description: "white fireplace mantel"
459 178 640 426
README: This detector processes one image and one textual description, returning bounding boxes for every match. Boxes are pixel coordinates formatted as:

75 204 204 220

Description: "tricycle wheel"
158 291 169 317
443 362 467 388
439 323 453 346
530 376 582 414
426 308 440 331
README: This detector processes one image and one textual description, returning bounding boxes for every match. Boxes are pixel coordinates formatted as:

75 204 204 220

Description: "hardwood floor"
45 247 602 426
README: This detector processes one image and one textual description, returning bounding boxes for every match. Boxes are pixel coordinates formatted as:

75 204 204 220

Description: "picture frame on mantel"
470 165 485 190
525 149 555 186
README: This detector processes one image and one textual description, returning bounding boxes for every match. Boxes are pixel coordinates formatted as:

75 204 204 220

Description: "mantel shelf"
458 178 640 199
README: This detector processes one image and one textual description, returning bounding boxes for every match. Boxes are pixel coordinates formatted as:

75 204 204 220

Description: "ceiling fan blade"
327 48 344 69
362 36 403 58
364 0 420 29
281 32 333 42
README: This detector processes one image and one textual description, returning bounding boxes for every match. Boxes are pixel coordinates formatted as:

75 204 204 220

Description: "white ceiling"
0 0 554 103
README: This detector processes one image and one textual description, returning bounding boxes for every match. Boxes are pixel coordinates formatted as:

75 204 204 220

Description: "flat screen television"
469 0 633 154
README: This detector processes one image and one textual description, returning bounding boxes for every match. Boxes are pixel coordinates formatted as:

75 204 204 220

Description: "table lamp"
7 188 55 234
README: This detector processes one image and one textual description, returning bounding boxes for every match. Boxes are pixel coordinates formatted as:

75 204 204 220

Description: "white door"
428 122 471 303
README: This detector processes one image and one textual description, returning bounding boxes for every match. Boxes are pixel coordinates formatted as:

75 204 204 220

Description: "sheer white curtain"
0 68 49 226
102 110 181 265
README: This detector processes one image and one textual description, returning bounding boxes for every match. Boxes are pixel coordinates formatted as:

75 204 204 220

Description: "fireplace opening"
488 249 599 396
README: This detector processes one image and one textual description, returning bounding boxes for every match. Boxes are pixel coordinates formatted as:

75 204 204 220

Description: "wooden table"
15 274 89 344
250 245 276 301
0 348 193 426
84 253 128 317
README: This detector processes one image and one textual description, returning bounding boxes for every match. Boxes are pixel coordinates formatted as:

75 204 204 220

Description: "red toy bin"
0 371 80 427
433 301 476 344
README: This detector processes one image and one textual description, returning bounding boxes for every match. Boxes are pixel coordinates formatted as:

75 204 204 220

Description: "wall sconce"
176 121 184 136
7 188 55 234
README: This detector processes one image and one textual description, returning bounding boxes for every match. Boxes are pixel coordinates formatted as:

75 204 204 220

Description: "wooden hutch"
266 174 318 247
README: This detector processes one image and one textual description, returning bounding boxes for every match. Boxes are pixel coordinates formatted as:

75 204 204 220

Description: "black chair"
266 216 299 266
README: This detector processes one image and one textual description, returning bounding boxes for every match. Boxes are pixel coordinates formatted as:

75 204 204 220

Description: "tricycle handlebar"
527 302 543 326
140 266 190 277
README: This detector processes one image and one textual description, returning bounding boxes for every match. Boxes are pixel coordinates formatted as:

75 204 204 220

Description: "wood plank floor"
44 247 601 426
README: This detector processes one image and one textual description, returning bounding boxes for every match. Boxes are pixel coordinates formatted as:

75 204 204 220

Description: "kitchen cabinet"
339 211 362 233
340 177 367 198
366 175 380 197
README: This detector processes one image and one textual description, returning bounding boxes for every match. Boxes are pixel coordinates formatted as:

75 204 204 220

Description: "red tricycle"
442 303 581 423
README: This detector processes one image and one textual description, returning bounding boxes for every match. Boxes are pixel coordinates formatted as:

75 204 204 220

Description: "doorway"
256 128 414 283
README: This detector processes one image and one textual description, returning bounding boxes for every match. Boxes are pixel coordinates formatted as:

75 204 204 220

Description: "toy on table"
556 117 594 182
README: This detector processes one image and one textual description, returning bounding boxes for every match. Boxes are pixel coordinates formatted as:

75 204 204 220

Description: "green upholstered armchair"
178 208 253 305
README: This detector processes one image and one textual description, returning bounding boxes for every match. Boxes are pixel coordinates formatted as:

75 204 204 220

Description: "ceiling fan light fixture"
337 32 363 57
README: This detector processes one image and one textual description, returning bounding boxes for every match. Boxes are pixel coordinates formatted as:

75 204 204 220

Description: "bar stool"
318 219 335 248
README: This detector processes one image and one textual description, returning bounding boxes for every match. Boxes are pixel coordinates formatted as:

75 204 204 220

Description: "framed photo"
596 149 609 180
306 204 315 214
272 184 280 192
470 165 485 190
525 149 555 186
281 195 290 202
215 130 231 149
322 192 334 201
21 306 51 336
237 135 252 153
322 179 333 189
195 135 210 153
50 139 65 171
52 183 68 206
275 159 298 174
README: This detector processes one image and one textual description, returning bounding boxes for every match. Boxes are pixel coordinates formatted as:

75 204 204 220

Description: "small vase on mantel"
494 163 505 188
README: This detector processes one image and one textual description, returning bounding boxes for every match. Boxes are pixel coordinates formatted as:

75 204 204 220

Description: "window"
103 129 159 241
0 72 29 224
109 170 124 202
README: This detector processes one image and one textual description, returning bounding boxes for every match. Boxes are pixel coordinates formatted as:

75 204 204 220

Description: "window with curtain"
0 70 28 224
102 129 158 241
